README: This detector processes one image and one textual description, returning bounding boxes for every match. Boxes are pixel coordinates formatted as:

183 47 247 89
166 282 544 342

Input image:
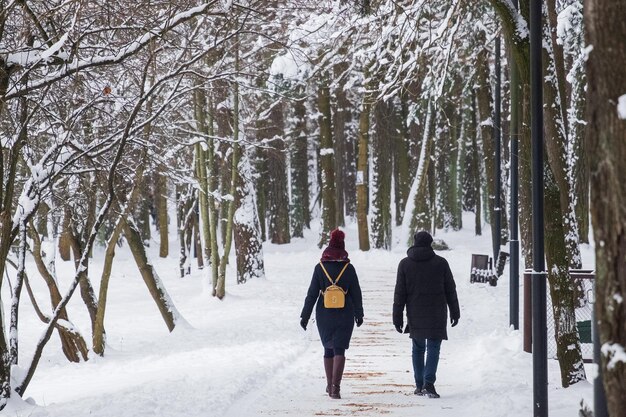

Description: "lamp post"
509 0 520 331
530 0 548 415
494 36 502 264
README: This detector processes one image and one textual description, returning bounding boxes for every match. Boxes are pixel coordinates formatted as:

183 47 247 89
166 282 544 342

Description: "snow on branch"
4 1 221 101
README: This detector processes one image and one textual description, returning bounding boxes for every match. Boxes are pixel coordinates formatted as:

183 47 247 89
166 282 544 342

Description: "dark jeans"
412 338 442 387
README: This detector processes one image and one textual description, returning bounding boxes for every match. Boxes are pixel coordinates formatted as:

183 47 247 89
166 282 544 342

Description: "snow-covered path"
223 228 593 417
5 223 593 416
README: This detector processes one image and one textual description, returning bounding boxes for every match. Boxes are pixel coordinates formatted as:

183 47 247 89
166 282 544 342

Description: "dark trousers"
412 338 442 387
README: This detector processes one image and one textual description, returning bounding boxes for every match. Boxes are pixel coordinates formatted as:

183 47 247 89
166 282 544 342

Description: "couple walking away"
300 229 460 400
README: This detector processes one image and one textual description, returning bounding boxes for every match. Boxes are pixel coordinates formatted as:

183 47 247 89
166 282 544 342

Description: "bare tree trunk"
93 214 124 356
434 111 452 231
318 79 337 247
154 166 169 258
395 96 411 226
194 90 211 265
68 230 99 337
195 85 220 290
176 186 190 278
264 99 290 244
451 100 465 230
333 87 346 228
193 216 203 269
518 84 533 268
123 218 183 332
371 100 393 249
58 207 72 261
427 149 437 234
9 221 27 365
475 43 499 248
585 0 626 414
29 228 89 361
205 93 220 294
233 148 265 283
135 182 152 244
470 92 482 236
93 164 144 355
290 95 309 237
216 64 241 299
402 101 435 246
356 85 372 251
542 1 583 269
545 166 586 387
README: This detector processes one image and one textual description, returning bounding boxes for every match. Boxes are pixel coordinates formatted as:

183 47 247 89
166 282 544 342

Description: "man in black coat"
393 230 460 398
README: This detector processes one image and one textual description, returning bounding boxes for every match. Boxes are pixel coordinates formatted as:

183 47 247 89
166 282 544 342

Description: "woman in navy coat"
300 229 364 399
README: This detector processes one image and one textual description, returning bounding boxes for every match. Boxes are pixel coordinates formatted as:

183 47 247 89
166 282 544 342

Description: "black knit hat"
413 230 433 247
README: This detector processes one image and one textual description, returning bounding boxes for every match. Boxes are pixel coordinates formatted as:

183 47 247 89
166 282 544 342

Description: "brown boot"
329 355 345 399
324 357 333 393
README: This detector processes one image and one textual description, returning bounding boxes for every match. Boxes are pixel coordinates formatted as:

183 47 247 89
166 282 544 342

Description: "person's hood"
407 245 436 262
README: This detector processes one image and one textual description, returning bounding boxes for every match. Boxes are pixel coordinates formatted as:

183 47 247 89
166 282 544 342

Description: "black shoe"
421 383 440 398
414 386 424 396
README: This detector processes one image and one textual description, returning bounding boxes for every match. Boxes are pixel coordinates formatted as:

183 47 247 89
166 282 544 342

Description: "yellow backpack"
320 262 350 309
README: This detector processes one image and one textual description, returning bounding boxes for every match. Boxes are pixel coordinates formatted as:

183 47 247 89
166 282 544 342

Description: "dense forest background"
0 1 624 415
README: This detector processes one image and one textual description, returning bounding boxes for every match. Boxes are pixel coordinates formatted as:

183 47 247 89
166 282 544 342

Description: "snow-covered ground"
4 214 594 416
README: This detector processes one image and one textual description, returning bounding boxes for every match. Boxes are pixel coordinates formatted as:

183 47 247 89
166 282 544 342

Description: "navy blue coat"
393 246 460 340
301 261 364 349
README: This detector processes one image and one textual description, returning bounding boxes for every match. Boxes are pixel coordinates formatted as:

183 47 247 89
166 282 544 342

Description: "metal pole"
593 288 608 417
530 0 548 416
509 0 520 332
494 36 502 264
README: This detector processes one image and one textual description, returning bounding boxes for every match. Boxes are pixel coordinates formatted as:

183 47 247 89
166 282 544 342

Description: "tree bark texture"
541 1 583 269
518 84 533 268
404 101 435 246
154 166 169 258
123 218 180 332
290 96 309 238
469 92 482 236
333 84 347 228
371 100 393 249
263 99 290 245
233 149 265 283
356 88 371 251
30 230 88 361
93 163 144 355
318 80 337 247
216 75 241 299
474 44 499 248
545 166 586 387
452 102 465 231
395 96 411 227
434 114 452 230
135 182 152 244
215 79 233 247
585 0 626 414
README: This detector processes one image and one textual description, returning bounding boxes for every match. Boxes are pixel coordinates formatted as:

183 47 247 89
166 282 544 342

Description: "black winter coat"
393 246 460 340
301 261 364 349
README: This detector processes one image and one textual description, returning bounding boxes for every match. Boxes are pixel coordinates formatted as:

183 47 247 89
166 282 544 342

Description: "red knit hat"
321 228 349 261
328 229 345 250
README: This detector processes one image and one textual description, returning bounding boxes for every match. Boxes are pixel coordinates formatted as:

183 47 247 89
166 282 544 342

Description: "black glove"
395 325 403 333
300 318 308 331
355 317 363 327
451 318 459 327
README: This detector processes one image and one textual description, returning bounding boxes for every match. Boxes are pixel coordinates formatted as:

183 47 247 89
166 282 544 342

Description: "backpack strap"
319 261 350 285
